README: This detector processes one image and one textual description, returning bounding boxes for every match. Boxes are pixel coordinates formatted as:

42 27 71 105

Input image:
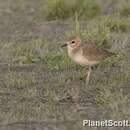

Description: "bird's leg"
86 66 92 85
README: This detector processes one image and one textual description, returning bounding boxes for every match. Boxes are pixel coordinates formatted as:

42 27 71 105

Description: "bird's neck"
68 45 81 57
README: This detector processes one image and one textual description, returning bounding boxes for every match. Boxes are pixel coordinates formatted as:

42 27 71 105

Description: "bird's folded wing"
82 43 113 61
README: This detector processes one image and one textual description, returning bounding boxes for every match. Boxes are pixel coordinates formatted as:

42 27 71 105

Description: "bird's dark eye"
71 41 75 44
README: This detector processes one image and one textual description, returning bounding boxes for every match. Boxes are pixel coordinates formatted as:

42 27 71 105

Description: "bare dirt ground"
0 0 130 130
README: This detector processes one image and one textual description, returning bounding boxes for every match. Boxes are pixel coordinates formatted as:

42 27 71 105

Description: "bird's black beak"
61 43 67 47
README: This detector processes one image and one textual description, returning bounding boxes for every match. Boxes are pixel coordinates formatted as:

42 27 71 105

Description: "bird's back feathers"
82 41 113 61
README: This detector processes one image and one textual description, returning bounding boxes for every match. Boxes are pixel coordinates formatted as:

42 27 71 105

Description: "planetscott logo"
83 120 130 127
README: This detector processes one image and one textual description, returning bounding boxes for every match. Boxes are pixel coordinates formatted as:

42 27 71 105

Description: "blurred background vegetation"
40 0 130 20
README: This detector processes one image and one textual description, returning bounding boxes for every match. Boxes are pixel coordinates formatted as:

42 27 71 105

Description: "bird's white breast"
68 48 98 66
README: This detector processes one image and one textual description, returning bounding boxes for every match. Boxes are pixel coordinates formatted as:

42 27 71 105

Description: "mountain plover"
61 36 114 84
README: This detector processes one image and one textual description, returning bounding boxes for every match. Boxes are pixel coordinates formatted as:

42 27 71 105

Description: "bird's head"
61 36 81 49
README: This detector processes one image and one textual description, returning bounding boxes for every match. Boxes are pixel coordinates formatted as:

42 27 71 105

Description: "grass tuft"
42 52 73 70
1 38 48 64
42 0 101 20
119 1 130 17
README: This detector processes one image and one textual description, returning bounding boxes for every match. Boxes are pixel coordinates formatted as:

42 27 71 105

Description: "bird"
61 36 114 85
